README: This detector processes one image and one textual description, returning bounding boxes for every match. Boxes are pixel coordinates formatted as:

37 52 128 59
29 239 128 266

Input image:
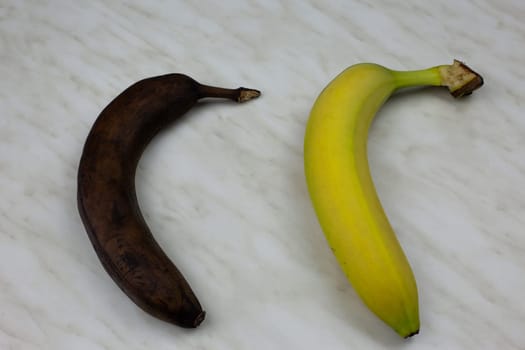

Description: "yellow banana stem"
392 60 483 97
391 66 442 89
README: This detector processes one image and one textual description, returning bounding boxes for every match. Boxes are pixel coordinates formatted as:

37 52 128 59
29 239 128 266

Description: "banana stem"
437 60 484 97
391 60 483 98
198 84 261 103
391 67 442 89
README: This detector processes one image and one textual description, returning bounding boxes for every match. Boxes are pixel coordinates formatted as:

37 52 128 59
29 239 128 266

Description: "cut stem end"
439 60 484 98
237 88 261 103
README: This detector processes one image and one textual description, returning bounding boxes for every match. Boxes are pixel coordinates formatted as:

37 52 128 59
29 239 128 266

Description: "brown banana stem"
198 84 261 102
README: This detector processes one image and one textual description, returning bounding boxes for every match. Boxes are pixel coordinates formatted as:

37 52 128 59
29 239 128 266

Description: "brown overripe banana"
77 74 260 328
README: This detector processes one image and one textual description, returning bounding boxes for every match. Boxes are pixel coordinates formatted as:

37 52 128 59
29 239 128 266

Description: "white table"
1 1 524 349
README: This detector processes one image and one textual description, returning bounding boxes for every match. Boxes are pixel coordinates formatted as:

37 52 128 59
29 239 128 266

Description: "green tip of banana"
304 60 483 338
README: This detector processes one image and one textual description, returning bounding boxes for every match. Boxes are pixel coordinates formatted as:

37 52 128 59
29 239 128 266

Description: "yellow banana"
304 60 483 338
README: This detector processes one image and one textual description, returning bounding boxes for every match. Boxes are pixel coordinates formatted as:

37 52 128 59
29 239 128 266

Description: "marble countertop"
1 1 524 349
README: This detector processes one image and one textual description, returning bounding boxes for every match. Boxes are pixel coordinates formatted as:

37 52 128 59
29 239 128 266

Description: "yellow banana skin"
304 61 482 338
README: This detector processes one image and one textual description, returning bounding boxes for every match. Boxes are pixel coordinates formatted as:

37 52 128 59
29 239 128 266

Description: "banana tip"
192 310 206 328
404 329 419 339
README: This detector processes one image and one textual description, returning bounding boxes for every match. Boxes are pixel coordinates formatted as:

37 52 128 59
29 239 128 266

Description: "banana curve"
305 64 419 337
304 60 483 338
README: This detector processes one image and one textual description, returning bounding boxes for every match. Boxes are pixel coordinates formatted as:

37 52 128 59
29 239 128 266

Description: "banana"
304 60 483 338
78 74 260 327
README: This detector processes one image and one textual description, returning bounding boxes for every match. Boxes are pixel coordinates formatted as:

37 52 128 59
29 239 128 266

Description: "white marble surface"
1 0 524 349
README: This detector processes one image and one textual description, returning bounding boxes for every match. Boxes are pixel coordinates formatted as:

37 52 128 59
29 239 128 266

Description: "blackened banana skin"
77 74 260 328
